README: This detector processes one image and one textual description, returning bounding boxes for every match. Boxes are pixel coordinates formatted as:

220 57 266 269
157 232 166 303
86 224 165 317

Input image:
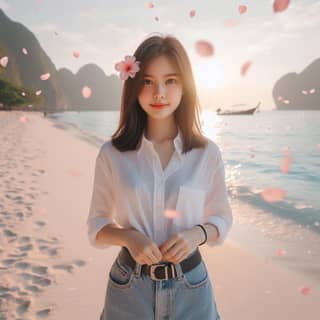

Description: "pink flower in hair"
115 55 140 81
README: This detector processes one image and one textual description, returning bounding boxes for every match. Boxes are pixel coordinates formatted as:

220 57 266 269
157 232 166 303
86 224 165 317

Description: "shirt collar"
137 127 183 159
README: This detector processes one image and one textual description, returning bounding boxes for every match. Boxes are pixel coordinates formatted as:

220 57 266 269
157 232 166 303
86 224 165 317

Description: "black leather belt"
119 246 202 281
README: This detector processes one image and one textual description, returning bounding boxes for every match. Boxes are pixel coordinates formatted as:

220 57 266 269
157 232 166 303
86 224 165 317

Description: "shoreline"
0 110 319 319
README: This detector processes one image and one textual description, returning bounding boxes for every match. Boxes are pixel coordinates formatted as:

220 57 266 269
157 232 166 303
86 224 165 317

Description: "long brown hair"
111 33 208 153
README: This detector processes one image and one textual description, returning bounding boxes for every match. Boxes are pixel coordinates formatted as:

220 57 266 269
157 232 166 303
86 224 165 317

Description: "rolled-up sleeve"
86 146 117 249
203 146 233 247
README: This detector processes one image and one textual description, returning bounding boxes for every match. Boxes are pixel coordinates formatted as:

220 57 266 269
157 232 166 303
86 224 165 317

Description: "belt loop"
173 263 184 280
134 262 142 277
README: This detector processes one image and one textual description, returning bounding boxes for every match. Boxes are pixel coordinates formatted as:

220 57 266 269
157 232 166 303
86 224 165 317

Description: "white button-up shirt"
87 128 233 249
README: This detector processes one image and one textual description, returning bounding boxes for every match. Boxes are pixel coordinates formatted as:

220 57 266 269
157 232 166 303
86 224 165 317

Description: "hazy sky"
1 0 320 110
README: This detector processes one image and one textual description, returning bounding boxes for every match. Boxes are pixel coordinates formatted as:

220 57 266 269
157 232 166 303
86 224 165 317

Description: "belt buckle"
150 263 176 281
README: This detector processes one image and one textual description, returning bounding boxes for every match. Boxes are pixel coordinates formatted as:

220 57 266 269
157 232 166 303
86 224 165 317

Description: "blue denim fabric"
100 248 221 320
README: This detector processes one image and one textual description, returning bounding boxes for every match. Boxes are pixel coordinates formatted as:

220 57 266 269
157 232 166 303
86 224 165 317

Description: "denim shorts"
100 248 221 320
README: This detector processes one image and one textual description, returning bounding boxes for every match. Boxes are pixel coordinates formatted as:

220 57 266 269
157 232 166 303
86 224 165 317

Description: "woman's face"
138 55 183 120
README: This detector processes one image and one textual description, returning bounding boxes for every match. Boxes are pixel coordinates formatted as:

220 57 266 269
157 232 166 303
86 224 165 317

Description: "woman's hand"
125 229 163 266
159 228 202 264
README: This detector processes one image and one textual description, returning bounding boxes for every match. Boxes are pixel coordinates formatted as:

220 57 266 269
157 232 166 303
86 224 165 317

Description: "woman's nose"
153 84 166 99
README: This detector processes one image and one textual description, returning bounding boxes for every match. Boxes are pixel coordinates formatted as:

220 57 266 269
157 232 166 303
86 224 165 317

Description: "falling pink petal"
68 169 82 177
283 99 290 104
276 249 287 256
302 90 308 95
261 188 286 203
73 50 80 58
273 0 290 13
309 88 316 94
19 116 28 123
241 61 252 76
154 16 159 21
195 40 214 57
299 286 311 295
277 96 283 101
36 90 42 96
146 2 154 8
22 48 28 55
0 56 8 68
190 9 196 18
223 19 239 27
40 73 50 81
164 209 182 219
82 86 92 98
239 5 247 14
280 156 292 173
21 92 26 96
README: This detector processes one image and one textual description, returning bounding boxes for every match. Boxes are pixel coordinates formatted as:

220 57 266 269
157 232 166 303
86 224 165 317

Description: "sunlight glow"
194 60 226 90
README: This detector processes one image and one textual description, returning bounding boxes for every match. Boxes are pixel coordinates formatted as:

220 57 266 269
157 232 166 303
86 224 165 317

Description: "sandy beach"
0 111 319 320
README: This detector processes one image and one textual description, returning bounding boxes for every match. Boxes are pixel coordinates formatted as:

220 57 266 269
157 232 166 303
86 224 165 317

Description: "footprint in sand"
3 228 17 238
25 284 42 294
31 265 48 275
20 272 52 287
35 221 46 227
18 236 31 243
9 252 28 258
15 261 31 270
2 258 19 266
52 264 74 273
16 211 25 220
15 297 31 316
38 245 59 257
73 259 87 267
18 244 33 252
36 308 51 318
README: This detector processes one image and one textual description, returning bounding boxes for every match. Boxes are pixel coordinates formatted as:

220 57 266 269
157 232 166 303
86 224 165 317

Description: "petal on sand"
195 40 214 57
302 90 308 95
309 88 316 94
164 209 182 219
276 249 287 256
36 90 42 96
239 5 247 14
22 48 28 55
241 61 252 76
261 188 286 203
82 86 92 98
40 73 50 81
21 92 26 96
277 96 283 101
0 56 8 68
283 99 290 104
299 286 311 295
273 0 290 13
190 9 196 18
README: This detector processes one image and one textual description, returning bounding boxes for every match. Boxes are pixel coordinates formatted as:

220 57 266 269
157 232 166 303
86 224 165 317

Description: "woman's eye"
143 79 153 86
166 78 177 85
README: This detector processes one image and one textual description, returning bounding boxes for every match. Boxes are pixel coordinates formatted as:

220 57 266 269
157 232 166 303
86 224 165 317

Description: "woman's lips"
150 104 169 109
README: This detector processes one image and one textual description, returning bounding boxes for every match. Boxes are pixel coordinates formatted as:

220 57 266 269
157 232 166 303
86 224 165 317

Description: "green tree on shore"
0 78 41 110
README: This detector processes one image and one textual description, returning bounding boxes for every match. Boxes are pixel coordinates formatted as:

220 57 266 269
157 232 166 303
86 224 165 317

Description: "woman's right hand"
125 229 163 265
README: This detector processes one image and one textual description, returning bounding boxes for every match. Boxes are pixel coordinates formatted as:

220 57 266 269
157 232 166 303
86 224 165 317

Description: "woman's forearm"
95 224 138 248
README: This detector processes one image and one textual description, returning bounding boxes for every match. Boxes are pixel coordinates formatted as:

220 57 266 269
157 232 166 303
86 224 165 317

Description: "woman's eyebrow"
144 73 180 78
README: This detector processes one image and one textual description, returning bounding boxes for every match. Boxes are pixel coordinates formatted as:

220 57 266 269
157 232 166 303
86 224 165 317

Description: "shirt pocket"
173 185 206 230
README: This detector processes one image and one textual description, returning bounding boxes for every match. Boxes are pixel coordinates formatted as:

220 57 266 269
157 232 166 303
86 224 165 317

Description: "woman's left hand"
158 228 199 264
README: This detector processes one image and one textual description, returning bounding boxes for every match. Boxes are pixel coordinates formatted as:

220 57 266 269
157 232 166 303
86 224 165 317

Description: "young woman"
87 33 233 320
